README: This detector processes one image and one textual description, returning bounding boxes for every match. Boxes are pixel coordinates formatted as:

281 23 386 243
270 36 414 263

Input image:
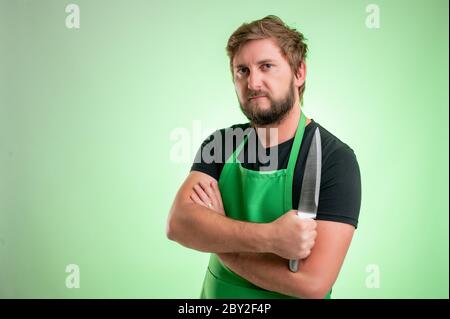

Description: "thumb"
289 209 299 216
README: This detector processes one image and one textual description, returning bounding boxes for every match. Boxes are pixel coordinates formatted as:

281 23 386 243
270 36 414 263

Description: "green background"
0 0 448 298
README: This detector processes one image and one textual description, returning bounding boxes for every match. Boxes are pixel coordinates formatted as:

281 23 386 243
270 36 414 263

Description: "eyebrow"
235 59 276 70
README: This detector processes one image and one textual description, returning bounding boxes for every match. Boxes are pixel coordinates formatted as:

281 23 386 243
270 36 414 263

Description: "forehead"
233 38 286 66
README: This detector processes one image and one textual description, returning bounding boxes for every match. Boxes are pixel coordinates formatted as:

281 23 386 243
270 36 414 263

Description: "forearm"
167 202 273 254
218 252 324 299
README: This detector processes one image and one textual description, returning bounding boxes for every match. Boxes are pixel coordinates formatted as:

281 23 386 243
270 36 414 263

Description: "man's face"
232 38 304 126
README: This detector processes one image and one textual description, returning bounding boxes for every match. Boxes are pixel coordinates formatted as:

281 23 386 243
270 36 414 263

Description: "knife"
289 127 322 272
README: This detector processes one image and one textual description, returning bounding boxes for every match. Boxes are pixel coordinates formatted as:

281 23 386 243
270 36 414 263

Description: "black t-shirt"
190 119 361 228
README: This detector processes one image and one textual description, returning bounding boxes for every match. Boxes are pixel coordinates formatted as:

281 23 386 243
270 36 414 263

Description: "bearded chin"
239 84 296 126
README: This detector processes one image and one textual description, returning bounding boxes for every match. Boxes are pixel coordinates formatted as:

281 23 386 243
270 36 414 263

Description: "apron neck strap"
286 111 307 173
284 110 307 210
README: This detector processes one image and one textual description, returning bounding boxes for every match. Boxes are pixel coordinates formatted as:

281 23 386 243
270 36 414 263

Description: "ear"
293 61 306 87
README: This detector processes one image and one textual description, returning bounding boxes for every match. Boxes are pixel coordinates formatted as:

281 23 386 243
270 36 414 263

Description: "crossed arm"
167 171 355 299
217 220 354 298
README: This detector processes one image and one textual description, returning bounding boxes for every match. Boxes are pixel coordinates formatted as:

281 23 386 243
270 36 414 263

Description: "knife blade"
289 127 322 272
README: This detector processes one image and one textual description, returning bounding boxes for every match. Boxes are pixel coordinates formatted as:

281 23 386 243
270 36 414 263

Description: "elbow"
166 205 180 241
166 217 176 241
166 216 182 242
166 201 191 242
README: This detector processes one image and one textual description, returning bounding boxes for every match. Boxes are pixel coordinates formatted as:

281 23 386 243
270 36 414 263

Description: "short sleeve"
190 130 224 181
316 146 362 228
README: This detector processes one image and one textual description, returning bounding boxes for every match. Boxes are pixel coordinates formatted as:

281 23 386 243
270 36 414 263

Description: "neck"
253 103 311 148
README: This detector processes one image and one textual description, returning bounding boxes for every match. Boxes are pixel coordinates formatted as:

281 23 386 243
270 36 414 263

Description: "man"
166 15 361 299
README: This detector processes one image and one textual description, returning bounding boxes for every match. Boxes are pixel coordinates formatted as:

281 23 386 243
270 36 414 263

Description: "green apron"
200 110 332 299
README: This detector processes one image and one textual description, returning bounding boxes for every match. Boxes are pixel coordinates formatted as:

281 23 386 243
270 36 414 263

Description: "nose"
247 70 263 91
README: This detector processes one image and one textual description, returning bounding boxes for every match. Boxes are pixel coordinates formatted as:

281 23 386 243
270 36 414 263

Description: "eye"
237 67 249 75
261 63 273 70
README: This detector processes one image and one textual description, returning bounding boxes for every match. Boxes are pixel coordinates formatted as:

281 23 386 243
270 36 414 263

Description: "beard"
239 79 296 126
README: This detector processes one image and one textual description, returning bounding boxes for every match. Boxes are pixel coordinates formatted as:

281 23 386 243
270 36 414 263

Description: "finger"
304 219 317 231
302 250 311 259
304 238 315 250
199 181 218 207
211 181 223 209
304 230 317 243
190 192 207 207
194 184 212 206
210 180 224 210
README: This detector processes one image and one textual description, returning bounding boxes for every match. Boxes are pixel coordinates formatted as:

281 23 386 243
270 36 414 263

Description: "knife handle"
289 259 299 272
289 211 317 273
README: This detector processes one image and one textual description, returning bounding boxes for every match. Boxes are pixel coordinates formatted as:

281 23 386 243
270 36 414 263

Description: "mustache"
247 91 270 99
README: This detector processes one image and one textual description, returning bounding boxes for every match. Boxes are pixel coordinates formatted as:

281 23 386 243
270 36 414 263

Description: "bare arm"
166 171 273 254
218 220 355 299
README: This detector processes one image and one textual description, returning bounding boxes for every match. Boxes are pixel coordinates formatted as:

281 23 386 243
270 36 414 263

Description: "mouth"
248 96 267 101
